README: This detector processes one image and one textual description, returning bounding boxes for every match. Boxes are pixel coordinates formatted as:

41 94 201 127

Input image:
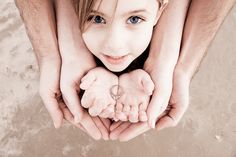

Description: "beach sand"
0 1 236 157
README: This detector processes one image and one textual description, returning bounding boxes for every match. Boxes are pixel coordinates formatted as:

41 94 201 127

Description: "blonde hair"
73 0 169 32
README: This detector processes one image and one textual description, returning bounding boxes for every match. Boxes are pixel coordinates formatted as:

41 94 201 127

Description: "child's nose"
103 26 126 54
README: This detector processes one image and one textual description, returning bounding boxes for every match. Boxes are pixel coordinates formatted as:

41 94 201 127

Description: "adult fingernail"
151 120 156 129
53 121 60 129
110 134 118 140
103 135 109 141
74 114 81 123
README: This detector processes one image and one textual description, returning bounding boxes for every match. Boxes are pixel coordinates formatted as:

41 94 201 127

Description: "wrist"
144 55 178 74
60 50 96 72
60 47 92 63
38 54 61 67
173 63 192 83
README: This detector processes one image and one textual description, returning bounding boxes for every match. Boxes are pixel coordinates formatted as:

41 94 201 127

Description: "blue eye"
92 15 106 24
127 16 143 24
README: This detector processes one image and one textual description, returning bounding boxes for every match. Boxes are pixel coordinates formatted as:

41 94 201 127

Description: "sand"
0 1 236 157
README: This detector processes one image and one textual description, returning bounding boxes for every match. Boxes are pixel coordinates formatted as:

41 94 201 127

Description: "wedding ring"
110 85 123 100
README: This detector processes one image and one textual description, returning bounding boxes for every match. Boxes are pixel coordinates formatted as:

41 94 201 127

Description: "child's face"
82 0 159 72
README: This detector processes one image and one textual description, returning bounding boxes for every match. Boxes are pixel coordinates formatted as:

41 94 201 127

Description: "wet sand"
0 1 236 157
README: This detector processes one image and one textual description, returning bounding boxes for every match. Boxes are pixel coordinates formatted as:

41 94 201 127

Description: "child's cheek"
131 27 153 55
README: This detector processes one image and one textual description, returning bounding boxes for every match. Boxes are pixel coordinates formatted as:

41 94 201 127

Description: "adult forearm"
149 0 190 70
15 0 60 64
176 0 236 79
55 0 88 61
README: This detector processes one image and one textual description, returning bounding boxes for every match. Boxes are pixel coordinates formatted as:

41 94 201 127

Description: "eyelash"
87 15 145 25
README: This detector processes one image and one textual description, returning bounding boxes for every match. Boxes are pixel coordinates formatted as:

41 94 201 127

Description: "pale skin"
15 0 235 141
79 0 159 123
15 0 186 140
80 0 167 124
80 67 118 119
15 0 111 140
80 67 154 123
110 0 236 141
116 69 154 122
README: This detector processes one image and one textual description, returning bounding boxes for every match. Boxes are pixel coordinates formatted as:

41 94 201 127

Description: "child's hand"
109 72 190 141
80 67 118 118
116 69 154 123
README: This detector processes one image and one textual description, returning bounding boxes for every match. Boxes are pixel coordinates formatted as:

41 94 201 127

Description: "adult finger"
79 111 102 140
58 101 87 133
119 122 150 142
110 122 131 140
147 88 170 128
110 121 123 131
156 103 188 130
61 86 84 123
156 80 190 130
92 117 109 140
39 91 64 129
100 118 111 130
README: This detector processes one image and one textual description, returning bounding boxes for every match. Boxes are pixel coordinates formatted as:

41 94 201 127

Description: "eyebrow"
90 9 150 18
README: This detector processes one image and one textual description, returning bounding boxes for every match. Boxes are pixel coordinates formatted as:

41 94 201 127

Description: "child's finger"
139 111 148 122
80 71 97 90
115 102 123 118
40 92 63 129
81 92 95 108
88 99 106 117
99 104 115 119
115 102 127 121
139 103 148 122
128 105 139 123
123 104 130 115
141 74 155 95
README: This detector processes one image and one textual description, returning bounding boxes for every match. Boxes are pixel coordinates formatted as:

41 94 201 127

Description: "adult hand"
39 58 63 129
155 69 189 130
144 58 174 128
39 56 110 140
58 99 111 140
109 69 190 141
59 53 111 140
55 0 110 140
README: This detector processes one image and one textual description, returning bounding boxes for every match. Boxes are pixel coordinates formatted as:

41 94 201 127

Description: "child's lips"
103 54 128 64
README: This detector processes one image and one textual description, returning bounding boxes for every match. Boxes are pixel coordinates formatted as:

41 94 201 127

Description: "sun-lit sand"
0 1 236 157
